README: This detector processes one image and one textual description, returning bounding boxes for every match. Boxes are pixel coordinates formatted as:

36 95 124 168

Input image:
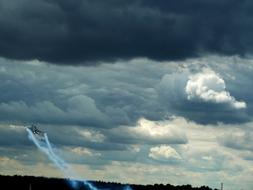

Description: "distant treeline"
0 175 218 190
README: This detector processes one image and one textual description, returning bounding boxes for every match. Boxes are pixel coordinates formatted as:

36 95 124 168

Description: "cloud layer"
1 0 253 63
0 56 253 190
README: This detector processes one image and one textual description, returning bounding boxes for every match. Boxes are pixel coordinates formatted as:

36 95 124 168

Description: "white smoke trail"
44 134 70 170
26 127 133 190
26 128 66 171
26 128 99 190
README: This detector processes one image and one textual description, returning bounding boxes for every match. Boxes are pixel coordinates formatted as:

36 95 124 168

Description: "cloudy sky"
0 1 253 190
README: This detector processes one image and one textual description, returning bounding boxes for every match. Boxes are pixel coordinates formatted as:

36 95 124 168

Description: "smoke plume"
26 128 98 190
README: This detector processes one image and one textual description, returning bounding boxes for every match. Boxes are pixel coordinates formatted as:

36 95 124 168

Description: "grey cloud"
183 148 242 173
0 125 29 147
0 96 110 127
219 131 253 151
0 56 252 129
0 147 45 165
0 58 169 128
1 0 253 63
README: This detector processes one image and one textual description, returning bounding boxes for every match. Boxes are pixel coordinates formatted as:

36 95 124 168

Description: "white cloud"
132 118 186 141
185 68 246 109
202 156 213 161
77 129 105 143
149 145 181 161
68 147 101 157
110 117 188 144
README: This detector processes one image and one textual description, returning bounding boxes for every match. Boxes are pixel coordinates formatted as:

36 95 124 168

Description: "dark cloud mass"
0 0 253 64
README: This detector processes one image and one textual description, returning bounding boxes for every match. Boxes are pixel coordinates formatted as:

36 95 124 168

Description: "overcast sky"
0 1 253 190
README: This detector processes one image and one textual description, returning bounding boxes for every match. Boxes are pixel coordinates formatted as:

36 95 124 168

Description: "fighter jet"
28 124 45 136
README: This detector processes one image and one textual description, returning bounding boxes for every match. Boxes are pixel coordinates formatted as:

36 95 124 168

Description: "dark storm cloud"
0 0 253 64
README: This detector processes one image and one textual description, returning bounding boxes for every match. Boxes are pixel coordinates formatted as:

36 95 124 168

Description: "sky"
0 1 253 190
